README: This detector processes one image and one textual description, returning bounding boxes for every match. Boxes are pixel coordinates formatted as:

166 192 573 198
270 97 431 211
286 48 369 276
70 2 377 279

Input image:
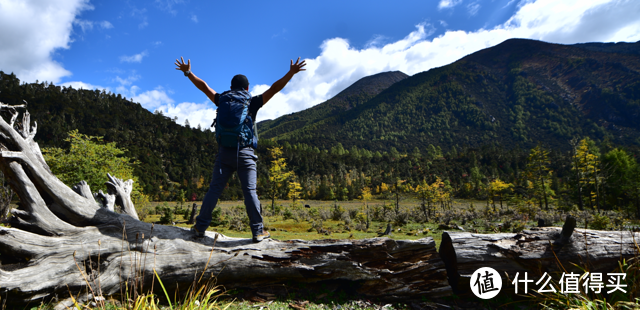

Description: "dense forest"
1 38 639 218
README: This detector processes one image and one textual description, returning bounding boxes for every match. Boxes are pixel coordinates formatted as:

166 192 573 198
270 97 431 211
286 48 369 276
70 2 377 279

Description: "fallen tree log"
0 105 451 309
439 217 640 293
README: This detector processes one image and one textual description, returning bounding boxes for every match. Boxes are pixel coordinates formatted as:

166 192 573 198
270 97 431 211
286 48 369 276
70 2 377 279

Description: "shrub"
311 219 324 233
332 205 345 221
341 212 351 225
308 207 320 219
159 207 174 224
372 205 383 221
393 211 410 227
228 216 245 231
590 213 610 230
283 208 295 221
209 208 227 227
511 221 526 233
319 208 331 221
348 208 359 220
382 203 395 218
499 219 512 232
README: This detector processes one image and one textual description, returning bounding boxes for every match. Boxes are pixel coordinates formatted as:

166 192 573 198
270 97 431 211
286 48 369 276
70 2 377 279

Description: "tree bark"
0 106 451 308
0 170 13 220
188 203 198 224
440 216 640 293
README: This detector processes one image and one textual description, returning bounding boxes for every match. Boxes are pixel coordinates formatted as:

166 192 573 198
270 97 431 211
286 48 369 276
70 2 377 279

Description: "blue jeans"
194 146 263 236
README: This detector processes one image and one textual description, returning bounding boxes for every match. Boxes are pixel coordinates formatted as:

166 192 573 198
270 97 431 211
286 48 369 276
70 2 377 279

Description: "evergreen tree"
525 145 553 210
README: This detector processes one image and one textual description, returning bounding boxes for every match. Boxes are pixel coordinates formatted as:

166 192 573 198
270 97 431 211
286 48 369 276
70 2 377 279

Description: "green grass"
136 198 568 250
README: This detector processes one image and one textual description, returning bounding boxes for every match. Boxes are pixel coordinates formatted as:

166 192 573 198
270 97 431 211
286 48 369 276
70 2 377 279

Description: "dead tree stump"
188 203 198 225
439 216 640 293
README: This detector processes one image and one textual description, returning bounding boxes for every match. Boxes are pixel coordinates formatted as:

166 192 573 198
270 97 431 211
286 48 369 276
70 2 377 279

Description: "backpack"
213 90 258 149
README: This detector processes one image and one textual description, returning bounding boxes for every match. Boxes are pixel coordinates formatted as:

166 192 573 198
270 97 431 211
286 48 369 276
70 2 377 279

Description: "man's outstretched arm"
175 57 217 103
262 57 306 104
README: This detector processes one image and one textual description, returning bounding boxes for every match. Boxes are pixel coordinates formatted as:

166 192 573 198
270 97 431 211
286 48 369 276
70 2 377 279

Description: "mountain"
260 38 640 152
257 71 408 139
1 38 639 203
0 71 218 200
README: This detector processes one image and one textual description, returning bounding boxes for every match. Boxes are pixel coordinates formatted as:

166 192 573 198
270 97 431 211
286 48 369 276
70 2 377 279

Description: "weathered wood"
72 180 93 200
188 203 198 224
94 189 116 212
0 170 13 221
105 173 139 220
440 219 640 293
0 105 451 309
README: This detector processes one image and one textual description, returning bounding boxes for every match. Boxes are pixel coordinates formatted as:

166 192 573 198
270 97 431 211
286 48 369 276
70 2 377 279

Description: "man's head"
231 74 249 91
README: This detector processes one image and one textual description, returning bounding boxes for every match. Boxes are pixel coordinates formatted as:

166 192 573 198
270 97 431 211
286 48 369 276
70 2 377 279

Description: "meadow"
139 198 639 250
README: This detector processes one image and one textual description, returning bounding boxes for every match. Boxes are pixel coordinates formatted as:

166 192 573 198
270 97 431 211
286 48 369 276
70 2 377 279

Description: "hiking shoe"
252 230 271 243
191 226 205 238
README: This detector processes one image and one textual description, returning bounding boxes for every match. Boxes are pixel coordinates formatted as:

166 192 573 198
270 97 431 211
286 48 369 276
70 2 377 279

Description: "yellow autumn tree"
573 138 602 211
414 176 453 219
360 186 373 229
488 179 513 209
268 146 294 211
414 178 436 221
288 178 303 208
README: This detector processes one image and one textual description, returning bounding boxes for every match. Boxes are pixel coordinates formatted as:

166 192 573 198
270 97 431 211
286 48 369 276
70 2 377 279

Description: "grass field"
139 197 577 250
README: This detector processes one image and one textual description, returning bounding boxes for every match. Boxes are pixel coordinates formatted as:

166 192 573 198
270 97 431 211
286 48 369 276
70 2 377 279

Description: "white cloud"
132 87 174 109
114 74 140 87
191 15 198 23
130 7 148 29
254 0 640 122
439 0 463 9
74 19 113 32
74 19 94 32
503 0 518 9
0 0 92 84
60 81 109 92
130 87 216 129
159 101 217 129
120 51 148 63
99 21 113 29
365 35 388 49
505 0 640 43
467 2 481 15
155 0 184 15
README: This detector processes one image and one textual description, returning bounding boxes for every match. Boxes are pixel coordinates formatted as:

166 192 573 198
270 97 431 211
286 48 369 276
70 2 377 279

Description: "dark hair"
231 74 249 90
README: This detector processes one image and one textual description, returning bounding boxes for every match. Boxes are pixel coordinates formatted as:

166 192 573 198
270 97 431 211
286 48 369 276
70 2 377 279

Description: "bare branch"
105 173 138 220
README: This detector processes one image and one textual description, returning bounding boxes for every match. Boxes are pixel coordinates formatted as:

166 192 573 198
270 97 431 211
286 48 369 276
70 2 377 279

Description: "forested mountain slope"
264 38 640 152
0 71 216 200
257 71 408 138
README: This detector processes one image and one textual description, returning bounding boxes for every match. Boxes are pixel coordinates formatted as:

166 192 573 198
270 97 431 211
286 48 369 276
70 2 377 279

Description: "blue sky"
1 0 639 128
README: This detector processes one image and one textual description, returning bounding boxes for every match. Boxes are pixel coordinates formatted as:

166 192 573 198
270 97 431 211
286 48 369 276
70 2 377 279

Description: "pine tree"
525 145 553 210
573 138 602 211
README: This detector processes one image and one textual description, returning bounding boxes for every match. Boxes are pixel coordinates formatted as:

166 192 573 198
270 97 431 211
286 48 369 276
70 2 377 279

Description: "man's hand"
263 57 307 104
175 57 191 73
289 57 306 75
175 57 216 102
